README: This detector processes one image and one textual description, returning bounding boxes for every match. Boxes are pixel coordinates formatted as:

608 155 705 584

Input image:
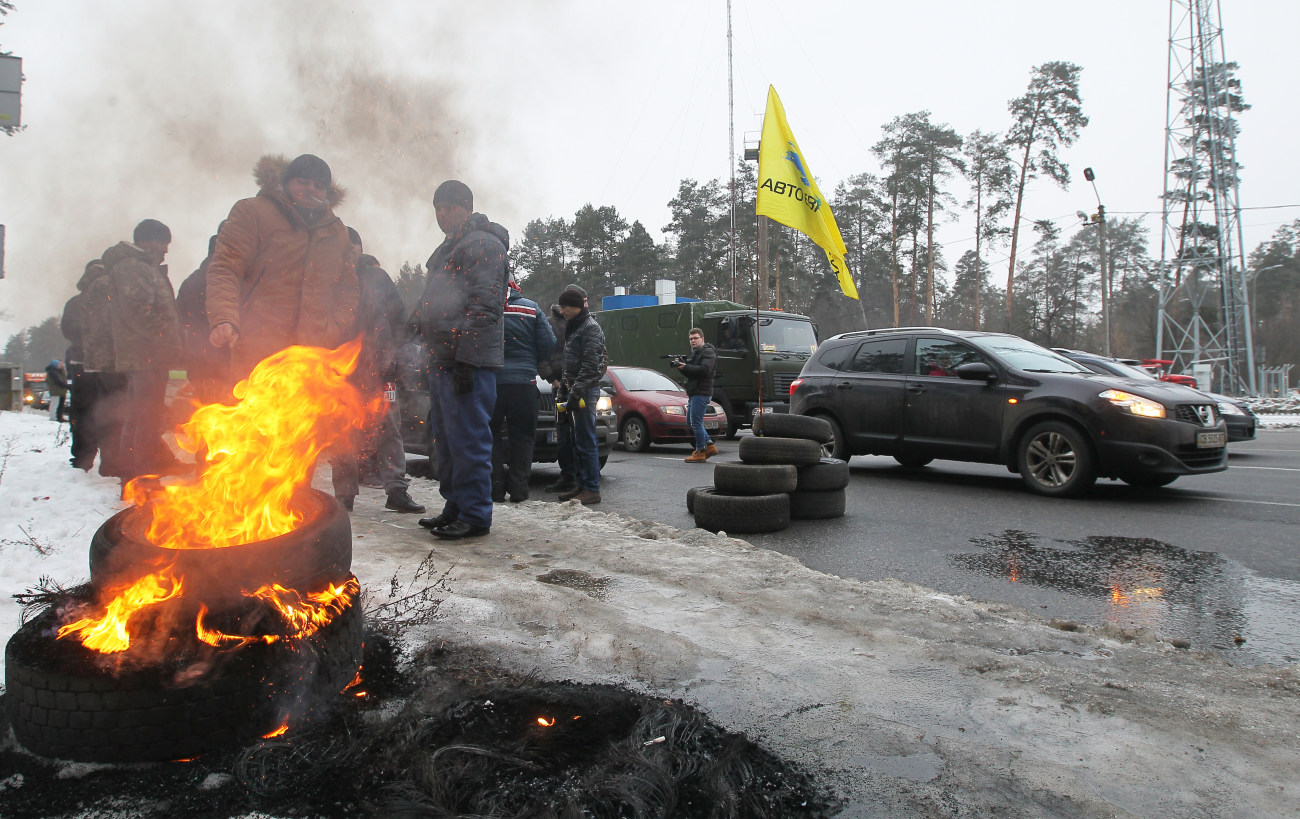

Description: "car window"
977 336 1090 373
914 338 987 377
612 368 682 392
817 343 856 372
847 339 906 374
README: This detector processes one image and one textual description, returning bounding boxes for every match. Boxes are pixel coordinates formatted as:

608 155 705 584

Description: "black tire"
621 416 651 453
1122 474 1179 488
89 489 352 607
789 488 847 519
693 490 790 534
894 454 933 469
809 413 847 461
685 485 712 515
1017 421 1097 498
599 453 609 469
738 436 822 466
796 458 850 491
751 413 833 444
4 583 363 763
713 462 798 495
725 418 742 439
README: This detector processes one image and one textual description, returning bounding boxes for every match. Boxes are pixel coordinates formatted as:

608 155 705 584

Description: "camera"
660 354 686 366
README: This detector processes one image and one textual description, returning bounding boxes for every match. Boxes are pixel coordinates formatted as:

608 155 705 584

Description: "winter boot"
685 450 708 463
385 488 426 514
704 442 719 458
546 475 578 493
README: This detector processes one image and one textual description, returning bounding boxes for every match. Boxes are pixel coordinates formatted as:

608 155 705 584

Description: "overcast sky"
2 0 1297 343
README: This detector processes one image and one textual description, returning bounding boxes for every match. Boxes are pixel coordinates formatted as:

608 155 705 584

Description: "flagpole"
727 0 738 302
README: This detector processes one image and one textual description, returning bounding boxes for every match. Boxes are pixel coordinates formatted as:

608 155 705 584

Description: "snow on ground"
2 408 1299 816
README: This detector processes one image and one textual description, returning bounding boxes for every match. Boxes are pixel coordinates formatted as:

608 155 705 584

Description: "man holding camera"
672 327 718 463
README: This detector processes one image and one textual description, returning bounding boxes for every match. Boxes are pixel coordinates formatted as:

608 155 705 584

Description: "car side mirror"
955 362 995 381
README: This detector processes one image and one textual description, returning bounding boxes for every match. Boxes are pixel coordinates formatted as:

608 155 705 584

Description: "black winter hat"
558 284 587 308
433 179 474 211
283 154 332 187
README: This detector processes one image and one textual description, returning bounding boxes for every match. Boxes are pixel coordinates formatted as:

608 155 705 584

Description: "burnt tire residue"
4 582 364 763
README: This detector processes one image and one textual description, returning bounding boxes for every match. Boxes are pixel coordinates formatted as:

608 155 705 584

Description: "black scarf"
564 308 590 339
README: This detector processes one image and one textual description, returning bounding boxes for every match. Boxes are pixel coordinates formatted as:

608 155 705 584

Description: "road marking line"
1187 495 1300 509
1229 465 1300 472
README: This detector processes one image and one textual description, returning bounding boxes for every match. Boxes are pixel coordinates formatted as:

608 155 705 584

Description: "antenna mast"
1156 0 1254 393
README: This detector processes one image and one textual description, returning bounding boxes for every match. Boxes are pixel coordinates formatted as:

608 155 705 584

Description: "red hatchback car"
599 366 726 452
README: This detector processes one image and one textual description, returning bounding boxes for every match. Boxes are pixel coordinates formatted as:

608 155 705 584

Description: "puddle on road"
950 530 1300 666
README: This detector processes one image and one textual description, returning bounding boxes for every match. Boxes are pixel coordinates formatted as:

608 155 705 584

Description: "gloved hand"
556 395 586 413
452 362 474 396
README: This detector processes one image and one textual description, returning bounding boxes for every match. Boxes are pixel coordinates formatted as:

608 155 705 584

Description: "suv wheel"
894 454 933 469
1017 421 1096 497
810 413 846 461
621 417 651 452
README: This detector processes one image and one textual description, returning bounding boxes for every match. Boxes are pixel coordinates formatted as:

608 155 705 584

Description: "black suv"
789 328 1229 496
1053 348 1256 443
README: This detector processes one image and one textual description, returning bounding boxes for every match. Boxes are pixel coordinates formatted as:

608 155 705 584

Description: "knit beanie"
433 179 474 211
282 154 332 187
558 284 587 308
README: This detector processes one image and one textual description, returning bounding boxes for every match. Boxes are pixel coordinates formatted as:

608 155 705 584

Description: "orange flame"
537 716 555 727
263 723 289 739
125 340 376 550
57 572 182 653
341 669 364 694
194 578 359 647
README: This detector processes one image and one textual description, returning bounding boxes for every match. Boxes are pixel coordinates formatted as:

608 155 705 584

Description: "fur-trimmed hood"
252 154 347 209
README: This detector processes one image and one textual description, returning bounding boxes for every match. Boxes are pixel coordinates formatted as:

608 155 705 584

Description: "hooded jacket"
205 155 359 378
87 243 183 372
410 212 509 369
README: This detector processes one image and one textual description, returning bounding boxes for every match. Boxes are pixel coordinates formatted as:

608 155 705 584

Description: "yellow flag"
756 85 858 300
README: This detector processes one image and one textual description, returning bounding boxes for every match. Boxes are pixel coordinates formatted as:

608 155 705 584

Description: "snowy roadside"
1 409 1298 816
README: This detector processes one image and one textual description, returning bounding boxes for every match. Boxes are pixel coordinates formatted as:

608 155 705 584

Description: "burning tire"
89 489 352 605
4 576 363 763
693 489 790 534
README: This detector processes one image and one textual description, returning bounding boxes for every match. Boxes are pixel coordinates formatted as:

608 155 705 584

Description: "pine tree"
1004 62 1089 326
962 130 1014 329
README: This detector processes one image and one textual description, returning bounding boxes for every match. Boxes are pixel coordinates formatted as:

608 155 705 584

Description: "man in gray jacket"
409 181 508 539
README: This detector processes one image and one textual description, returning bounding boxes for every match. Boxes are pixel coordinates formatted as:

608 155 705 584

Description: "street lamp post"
1082 168 1110 356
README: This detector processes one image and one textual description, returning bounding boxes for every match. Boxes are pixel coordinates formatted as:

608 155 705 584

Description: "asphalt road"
523 427 1300 666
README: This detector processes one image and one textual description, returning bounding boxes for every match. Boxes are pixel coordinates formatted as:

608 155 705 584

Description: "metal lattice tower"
1156 0 1254 394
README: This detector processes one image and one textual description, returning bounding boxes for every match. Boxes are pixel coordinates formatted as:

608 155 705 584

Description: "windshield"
614 368 682 392
1101 360 1158 380
754 317 818 354
979 337 1091 373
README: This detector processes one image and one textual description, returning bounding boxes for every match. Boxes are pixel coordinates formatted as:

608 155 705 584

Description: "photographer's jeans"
687 394 712 451
571 386 602 493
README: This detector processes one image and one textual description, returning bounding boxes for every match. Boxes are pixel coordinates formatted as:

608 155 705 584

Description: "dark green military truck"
594 300 818 437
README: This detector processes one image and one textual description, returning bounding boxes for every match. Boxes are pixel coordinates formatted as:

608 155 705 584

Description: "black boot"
545 475 578 493
385 488 426 514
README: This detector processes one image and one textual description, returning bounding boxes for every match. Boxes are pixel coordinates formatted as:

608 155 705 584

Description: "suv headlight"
661 405 685 415
1217 401 1245 416
596 395 613 412
1100 389 1166 418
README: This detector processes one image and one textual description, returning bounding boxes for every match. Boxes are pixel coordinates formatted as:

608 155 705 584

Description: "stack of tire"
689 413 849 534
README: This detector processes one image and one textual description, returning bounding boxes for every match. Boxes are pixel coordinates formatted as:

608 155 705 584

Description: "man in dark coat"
329 227 424 514
555 284 606 505
673 326 718 463
94 219 184 482
175 232 234 406
409 180 508 539
542 300 578 495
491 278 555 503
63 259 124 473
45 359 69 422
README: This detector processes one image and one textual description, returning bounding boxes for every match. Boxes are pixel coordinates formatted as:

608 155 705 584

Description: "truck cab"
594 300 818 437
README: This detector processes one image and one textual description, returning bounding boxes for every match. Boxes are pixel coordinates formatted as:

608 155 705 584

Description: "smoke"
0 0 539 343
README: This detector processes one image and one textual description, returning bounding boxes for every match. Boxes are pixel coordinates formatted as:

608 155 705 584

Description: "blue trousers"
569 386 601 493
687 394 713 451
429 364 496 528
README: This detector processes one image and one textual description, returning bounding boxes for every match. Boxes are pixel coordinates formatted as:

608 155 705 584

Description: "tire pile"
689 413 849 534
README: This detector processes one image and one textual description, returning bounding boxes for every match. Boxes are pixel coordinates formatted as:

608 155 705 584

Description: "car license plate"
704 420 719 430
752 407 772 415
1196 430 1226 448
